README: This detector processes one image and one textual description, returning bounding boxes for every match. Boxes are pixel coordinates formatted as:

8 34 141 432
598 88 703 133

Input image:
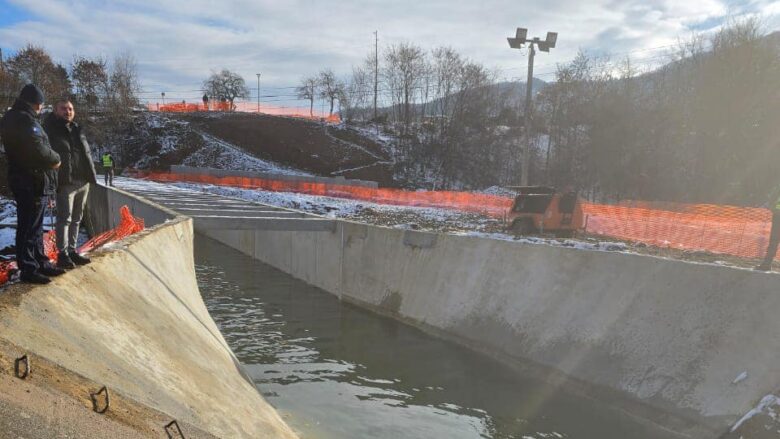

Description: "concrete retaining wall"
170 165 379 188
1 187 297 439
202 222 780 435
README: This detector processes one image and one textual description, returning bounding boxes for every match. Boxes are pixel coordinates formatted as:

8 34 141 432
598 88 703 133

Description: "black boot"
57 252 76 269
20 271 51 284
69 252 91 266
40 262 66 277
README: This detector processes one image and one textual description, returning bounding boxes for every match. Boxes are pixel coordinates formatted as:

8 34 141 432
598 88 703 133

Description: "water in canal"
194 236 675 439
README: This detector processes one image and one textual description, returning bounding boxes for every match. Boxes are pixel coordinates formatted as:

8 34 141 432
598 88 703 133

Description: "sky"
0 0 778 111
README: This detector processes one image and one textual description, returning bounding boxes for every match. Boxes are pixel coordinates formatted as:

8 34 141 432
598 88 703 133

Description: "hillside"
179 112 396 185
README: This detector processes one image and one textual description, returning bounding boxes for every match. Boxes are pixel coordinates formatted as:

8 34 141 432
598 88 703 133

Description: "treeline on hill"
300 46 523 190
305 18 780 205
0 44 141 153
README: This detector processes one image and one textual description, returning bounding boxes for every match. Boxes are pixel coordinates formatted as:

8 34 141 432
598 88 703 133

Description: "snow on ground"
183 130 312 176
0 196 90 257
171 181 501 232
0 200 16 252
125 112 312 177
115 177 779 269
730 394 780 433
152 179 642 255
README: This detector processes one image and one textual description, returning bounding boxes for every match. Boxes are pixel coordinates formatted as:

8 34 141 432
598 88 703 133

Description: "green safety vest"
102 154 113 167
775 195 780 210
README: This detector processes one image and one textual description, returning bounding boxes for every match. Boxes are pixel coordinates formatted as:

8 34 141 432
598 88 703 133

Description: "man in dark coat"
43 99 98 268
0 84 65 284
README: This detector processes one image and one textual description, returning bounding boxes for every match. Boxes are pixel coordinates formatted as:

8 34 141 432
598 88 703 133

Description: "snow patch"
731 394 780 432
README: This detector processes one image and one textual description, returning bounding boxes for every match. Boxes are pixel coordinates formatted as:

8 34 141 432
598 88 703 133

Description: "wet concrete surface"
195 236 681 439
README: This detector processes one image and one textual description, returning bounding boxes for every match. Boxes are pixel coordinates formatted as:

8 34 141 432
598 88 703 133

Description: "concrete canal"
195 236 677 439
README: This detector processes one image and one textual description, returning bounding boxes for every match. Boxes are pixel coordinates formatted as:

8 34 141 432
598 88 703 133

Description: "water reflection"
195 236 669 439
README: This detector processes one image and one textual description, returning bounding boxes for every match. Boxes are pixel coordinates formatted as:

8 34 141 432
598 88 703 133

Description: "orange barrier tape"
136 170 777 260
0 205 144 286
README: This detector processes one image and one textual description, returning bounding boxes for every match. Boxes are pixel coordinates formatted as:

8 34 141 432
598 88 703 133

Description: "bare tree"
296 76 318 116
344 66 371 121
203 69 249 111
7 44 71 103
317 69 340 116
383 43 426 130
104 52 141 124
71 55 108 115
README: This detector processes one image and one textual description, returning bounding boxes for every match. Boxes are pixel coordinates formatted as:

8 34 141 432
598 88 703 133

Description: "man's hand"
52 162 61 169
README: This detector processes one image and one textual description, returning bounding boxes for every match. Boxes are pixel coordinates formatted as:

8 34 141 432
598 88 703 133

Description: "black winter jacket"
0 100 61 195
42 114 98 187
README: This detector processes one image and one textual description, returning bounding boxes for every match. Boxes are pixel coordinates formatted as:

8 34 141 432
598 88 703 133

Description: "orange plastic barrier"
136 170 777 260
581 202 775 259
136 170 513 216
0 205 144 286
146 102 342 122
77 205 145 253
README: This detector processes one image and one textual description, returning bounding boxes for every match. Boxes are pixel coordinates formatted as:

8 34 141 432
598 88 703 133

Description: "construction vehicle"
505 186 584 237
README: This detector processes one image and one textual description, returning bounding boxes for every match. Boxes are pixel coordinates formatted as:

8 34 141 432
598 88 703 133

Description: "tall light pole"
256 73 261 113
373 30 378 121
161 92 166 107
508 28 557 186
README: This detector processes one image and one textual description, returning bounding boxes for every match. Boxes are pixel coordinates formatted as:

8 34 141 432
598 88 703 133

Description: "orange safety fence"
146 102 342 123
581 202 775 259
0 205 144 286
134 170 513 216
135 170 777 260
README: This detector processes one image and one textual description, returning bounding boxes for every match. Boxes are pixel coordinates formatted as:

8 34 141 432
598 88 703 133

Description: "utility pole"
373 30 378 122
256 73 261 113
508 28 557 186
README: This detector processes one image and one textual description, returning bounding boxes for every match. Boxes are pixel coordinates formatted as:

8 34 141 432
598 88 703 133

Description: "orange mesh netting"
77 205 145 254
0 205 144 286
146 102 342 123
581 202 775 259
136 170 512 216
136 170 777 260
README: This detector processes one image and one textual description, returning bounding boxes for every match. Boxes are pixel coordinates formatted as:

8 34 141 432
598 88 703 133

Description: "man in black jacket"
43 99 98 268
0 85 65 284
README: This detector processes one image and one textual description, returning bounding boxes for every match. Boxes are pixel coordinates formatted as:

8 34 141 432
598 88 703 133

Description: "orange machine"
505 186 584 236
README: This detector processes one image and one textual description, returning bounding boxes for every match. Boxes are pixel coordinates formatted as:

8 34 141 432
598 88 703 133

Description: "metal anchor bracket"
165 420 186 438
90 386 110 414
14 355 30 379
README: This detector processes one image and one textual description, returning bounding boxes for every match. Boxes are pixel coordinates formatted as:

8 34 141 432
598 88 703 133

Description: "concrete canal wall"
0 185 298 439
202 222 780 435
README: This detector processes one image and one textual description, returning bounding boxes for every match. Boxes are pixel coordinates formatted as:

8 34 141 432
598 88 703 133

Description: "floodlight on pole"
161 92 165 106
507 27 557 186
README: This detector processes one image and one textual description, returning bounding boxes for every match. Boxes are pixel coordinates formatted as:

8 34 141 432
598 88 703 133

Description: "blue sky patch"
0 1 32 27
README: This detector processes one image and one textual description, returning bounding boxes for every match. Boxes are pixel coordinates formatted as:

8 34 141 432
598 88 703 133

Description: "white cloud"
0 0 777 106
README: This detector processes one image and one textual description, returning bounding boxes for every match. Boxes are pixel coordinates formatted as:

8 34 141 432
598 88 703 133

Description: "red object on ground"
0 205 144 286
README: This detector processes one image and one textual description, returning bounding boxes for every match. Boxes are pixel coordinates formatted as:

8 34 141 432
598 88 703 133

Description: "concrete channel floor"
115 178 337 232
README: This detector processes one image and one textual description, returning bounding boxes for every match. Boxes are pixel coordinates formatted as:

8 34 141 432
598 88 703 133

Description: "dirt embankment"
180 113 397 185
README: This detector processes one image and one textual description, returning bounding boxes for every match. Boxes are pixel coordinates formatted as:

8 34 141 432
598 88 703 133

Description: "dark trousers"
762 209 780 266
103 167 114 186
12 185 50 275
